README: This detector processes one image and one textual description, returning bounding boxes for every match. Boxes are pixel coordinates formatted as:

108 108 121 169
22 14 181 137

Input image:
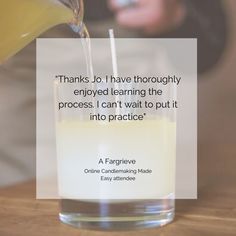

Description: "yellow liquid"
56 119 176 200
0 0 77 63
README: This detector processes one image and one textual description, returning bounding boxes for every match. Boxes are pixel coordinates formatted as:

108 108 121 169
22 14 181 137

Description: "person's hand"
108 0 186 35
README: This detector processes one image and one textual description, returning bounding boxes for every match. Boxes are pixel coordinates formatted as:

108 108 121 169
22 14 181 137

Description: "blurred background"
0 0 235 190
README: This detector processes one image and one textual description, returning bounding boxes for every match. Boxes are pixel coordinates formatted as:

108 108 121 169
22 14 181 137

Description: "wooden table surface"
0 177 235 236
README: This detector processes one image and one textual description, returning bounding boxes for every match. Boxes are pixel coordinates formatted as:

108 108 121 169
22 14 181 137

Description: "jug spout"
59 0 84 24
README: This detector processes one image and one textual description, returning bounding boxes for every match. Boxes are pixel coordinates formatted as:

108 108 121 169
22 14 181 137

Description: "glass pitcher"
0 0 84 63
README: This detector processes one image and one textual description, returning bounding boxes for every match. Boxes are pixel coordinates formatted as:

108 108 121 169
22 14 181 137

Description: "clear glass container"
54 66 176 230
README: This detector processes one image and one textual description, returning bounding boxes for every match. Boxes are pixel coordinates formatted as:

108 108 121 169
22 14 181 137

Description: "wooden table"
0 177 235 236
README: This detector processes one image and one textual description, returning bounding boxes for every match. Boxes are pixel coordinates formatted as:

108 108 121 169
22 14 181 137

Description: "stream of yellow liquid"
0 0 80 63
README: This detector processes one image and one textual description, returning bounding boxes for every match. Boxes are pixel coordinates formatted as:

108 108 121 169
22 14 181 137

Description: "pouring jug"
0 0 84 62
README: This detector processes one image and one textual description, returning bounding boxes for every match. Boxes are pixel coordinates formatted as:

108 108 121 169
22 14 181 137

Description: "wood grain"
0 176 235 236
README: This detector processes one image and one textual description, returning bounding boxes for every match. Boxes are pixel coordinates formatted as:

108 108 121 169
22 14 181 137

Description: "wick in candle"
109 29 120 115
109 29 118 78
